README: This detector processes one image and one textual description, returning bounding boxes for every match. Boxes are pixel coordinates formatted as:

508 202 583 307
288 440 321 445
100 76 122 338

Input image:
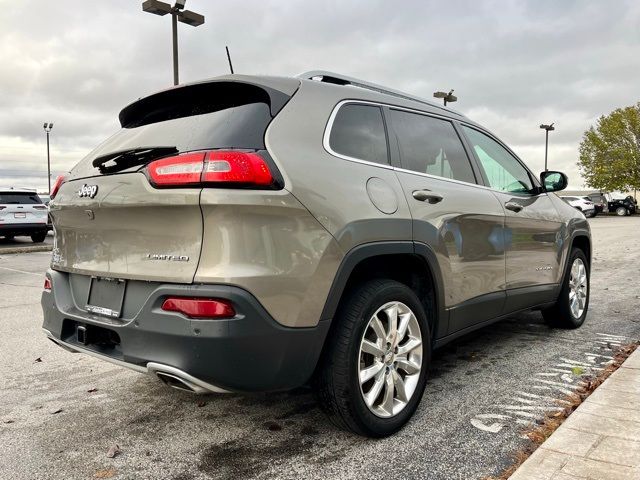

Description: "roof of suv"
297 70 467 119
0 187 38 194
118 72 472 127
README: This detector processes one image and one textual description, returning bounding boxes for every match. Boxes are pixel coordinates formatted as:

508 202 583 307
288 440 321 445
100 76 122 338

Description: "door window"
328 104 389 165
390 109 476 184
462 126 534 194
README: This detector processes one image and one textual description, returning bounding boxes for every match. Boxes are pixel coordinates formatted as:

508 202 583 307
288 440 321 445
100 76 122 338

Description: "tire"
542 248 589 329
616 206 627 216
31 233 46 243
314 279 431 437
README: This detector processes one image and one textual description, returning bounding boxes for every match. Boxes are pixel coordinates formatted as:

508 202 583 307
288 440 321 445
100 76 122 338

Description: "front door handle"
412 190 443 204
505 201 524 212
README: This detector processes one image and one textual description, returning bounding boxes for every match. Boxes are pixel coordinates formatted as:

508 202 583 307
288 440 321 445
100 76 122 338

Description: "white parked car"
560 196 596 218
0 188 49 242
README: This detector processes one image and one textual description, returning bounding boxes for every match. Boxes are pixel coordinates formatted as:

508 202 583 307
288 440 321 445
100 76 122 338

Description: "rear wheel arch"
319 242 445 344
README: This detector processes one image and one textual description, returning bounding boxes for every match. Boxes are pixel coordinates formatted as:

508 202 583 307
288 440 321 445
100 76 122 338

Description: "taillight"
145 151 274 188
33 205 47 210
161 297 235 319
146 152 206 187
44 278 52 291
202 151 273 185
50 175 66 199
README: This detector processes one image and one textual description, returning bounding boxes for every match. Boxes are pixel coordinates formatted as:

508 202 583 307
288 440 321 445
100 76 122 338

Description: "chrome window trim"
323 99 548 197
392 166 493 190
323 100 393 170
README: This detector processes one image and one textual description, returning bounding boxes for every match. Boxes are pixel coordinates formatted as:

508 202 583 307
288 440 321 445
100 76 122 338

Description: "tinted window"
0 193 42 204
462 126 534 194
390 110 476 183
71 83 280 177
329 104 388 165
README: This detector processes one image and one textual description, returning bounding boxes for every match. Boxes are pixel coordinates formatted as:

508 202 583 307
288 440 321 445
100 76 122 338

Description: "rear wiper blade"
92 146 179 174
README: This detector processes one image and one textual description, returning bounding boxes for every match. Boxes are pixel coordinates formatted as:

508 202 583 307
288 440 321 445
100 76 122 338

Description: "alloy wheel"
569 258 588 318
358 301 423 418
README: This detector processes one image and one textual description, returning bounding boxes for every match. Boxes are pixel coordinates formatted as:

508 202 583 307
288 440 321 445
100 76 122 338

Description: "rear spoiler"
119 75 300 128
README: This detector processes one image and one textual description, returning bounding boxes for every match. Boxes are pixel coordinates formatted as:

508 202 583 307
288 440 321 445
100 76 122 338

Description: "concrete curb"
509 348 640 479
0 245 53 255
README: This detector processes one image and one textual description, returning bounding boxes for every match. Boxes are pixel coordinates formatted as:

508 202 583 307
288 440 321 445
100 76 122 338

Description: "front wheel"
314 279 430 437
616 206 628 216
542 248 589 328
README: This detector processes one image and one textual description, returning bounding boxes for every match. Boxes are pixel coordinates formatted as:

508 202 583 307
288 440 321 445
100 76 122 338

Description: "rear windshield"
0 192 42 204
70 82 285 178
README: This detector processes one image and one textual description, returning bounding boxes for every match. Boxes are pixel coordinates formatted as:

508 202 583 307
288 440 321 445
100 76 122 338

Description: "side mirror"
540 171 568 192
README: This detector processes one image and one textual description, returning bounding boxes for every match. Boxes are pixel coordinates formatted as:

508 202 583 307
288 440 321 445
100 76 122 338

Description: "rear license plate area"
86 277 126 318
14 212 26 218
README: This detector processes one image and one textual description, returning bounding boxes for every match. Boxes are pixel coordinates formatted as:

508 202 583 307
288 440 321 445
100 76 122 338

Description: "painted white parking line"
469 338 625 434
0 266 42 277
596 332 627 339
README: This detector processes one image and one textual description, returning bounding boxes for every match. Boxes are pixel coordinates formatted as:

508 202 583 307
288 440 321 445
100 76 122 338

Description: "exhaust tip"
156 372 196 393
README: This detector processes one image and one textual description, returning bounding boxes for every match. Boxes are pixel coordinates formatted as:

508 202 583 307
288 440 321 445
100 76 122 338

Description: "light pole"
142 0 205 86
43 122 53 194
540 123 555 171
433 89 457 107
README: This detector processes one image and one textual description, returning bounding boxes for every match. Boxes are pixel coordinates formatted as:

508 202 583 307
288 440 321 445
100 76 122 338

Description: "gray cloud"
1 0 639 191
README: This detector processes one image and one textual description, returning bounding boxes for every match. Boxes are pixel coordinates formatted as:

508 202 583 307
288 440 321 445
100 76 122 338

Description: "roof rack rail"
297 70 455 113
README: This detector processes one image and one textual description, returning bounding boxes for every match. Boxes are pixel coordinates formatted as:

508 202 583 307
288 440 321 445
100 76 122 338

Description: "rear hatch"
0 191 48 225
50 76 299 283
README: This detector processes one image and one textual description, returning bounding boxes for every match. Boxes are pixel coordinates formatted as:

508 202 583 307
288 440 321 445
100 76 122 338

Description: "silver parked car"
42 72 591 437
0 188 48 242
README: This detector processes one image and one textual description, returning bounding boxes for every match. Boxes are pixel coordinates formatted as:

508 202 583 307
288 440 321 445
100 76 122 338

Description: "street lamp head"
142 0 172 15
540 123 555 132
434 89 457 104
174 0 186 9
43 122 48 129
178 9 204 26
49 123 53 129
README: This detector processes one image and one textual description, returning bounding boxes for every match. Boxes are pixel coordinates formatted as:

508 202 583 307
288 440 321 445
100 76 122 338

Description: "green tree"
578 102 640 195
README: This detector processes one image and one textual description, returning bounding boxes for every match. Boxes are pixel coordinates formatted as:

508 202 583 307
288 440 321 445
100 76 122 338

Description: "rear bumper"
41 269 330 392
0 223 47 236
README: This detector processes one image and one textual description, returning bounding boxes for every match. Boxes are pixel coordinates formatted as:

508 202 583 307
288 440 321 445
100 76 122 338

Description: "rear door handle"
412 190 443 204
505 201 523 212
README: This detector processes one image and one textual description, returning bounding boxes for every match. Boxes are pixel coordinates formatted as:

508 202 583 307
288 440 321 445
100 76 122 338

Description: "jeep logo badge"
78 184 98 198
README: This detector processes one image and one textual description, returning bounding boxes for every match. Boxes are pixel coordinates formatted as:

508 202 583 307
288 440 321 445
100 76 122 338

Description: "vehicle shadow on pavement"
28 310 565 480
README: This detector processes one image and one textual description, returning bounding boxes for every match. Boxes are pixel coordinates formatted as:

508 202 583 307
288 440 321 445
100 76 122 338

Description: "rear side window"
390 109 476 184
328 104 389 165
0 193 42 204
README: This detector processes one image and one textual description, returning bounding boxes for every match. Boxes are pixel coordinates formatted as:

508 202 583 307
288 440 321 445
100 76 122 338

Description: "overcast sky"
1 0 638 191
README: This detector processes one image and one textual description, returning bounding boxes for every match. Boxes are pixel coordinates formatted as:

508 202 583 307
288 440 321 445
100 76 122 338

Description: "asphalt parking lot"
0 232 53 252
1 216 639 480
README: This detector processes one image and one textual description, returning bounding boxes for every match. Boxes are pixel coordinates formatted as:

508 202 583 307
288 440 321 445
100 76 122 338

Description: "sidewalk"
509 348 640 480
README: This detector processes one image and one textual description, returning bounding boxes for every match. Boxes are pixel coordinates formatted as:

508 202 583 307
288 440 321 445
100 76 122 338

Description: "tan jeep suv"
42 72 591 437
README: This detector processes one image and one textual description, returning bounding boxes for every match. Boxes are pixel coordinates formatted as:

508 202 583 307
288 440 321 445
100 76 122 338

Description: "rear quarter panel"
265 81 413 251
